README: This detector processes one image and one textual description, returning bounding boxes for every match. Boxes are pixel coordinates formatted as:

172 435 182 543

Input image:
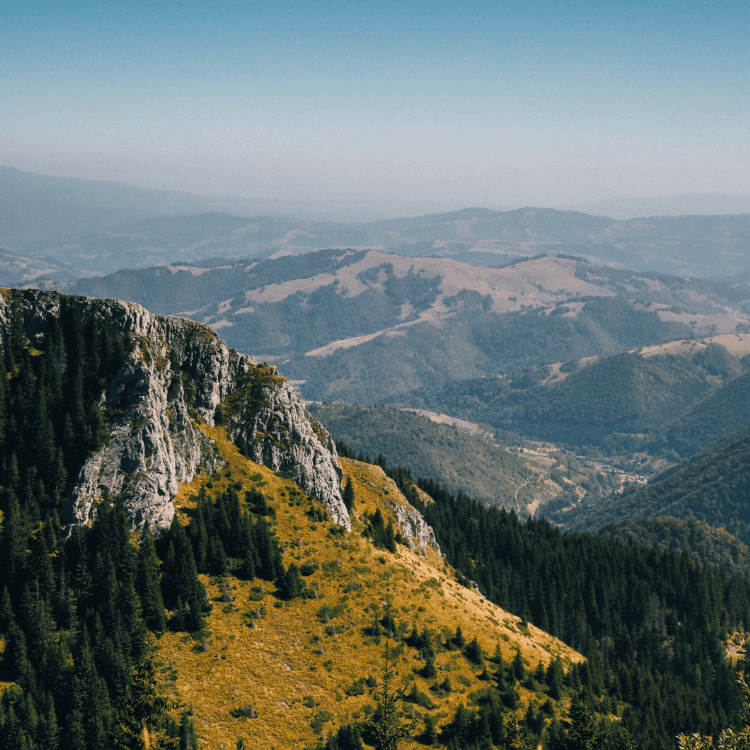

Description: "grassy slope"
160 425 582 749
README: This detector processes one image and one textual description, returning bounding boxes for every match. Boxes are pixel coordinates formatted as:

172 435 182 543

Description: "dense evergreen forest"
333 444 750 750
414 479 750 749
0 297 289 748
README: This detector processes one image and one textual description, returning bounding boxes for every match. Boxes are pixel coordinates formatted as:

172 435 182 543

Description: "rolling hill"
65 251 750 404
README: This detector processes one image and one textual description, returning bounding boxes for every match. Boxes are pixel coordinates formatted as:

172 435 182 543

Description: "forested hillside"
380 466 750 750
601 516 750 579
646 371 750 458
563 426 750 543
399 343 747 452
307 404 542 512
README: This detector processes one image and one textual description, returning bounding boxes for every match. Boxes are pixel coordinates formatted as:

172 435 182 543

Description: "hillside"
400 342 748 452
394 470 750 750
646 370 750 458
562 426 750 544
600 516 750 579
63 251 750 403
157 431 583 749
307 403 558 514
0 288 586 750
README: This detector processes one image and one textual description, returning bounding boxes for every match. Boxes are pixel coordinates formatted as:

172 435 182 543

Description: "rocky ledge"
0 290 349 532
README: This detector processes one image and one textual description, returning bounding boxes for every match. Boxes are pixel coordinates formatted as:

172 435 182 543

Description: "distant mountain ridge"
18 206 750 278
3 164 750 278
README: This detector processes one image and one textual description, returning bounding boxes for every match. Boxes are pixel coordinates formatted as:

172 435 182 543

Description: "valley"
3 215 750 749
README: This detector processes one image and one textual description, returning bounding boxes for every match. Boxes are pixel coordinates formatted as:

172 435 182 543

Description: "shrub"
229 704 256 719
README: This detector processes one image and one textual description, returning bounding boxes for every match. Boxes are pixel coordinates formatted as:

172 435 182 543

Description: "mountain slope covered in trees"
398 341 750 455
562 426 750 544
2 288 750 750
600 516 750 579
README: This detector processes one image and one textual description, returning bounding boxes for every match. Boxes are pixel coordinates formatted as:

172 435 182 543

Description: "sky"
1 0 749 212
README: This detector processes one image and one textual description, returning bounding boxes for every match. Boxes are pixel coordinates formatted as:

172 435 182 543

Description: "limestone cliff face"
373 473 441 557
222 369 349 529
388 499 442 557
0 289 348 532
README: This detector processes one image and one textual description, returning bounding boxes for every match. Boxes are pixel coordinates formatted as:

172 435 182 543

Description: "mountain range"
61 250 749 407
3 167 750 281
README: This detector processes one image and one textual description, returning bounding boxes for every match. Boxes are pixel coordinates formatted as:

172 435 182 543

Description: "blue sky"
1 0 748 210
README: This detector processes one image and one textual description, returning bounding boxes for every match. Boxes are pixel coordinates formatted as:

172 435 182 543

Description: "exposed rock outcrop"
223 369 349 529
0 289 348 532
388 499 441 557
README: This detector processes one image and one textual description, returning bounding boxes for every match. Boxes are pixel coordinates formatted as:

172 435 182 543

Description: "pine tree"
421 656 437 679
546 657 564 701
137 523 166 633
343 478 355 512
503 713 524 750
278 563 304 600
39 694 60 750
512 647 525 681
420 715 438 747
567 692 603 750
452 625 465 650
179 710 199 750
121 644 172 750
465 636 483 665
0 585 14 632
367 642 418 750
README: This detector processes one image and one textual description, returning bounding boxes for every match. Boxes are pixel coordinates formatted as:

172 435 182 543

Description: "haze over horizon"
2 0 748 217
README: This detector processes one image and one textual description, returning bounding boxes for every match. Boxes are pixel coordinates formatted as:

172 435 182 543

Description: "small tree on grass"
366 641 419 750
343 478 355 512
464 635 483 665
277 563 304 600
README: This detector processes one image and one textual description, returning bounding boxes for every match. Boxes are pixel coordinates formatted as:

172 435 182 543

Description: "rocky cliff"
0 289 349 531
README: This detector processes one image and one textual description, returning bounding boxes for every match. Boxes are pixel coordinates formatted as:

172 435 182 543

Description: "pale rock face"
0 289 349 532
388 499 441 556
224 376 349 529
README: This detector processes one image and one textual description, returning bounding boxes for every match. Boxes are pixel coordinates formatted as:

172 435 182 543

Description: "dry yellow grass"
156 429 582 749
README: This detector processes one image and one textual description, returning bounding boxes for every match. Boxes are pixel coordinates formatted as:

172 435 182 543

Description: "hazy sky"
2 0 748 208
